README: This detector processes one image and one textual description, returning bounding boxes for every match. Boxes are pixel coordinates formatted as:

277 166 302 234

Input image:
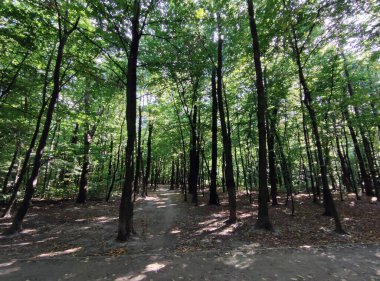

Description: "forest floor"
0 186 379 280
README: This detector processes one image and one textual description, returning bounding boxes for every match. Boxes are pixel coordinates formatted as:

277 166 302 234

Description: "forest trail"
0 188 379 280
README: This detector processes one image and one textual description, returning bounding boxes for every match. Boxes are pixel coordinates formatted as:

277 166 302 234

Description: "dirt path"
0 188 379 280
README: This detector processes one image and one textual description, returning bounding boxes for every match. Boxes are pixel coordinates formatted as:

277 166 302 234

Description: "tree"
4 1 80 234
247 0 272 230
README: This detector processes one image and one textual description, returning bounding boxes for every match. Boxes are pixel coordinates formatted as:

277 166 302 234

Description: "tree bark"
134 105 143 200
216 13 236 223
267 108 278 205
209 68 219 205
247 0 272 230
117 0 141 241
106 121 124 201
142 122 153 197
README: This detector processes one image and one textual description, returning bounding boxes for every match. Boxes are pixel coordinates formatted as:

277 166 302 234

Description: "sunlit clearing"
35 247 82 258
142 262 166 273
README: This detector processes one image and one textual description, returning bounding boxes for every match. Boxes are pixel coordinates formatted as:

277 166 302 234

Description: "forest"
0 0 379 253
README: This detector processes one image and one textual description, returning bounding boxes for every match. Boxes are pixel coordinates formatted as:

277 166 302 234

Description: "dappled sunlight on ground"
142 262 166 273
0 260 16 268
34 246 82 258
222 253 256 269
115 274 147 281
0 266 20 276
93 216 118 223
169 229 181 234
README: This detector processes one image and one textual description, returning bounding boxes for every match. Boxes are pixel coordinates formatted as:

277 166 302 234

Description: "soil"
0 187 379 280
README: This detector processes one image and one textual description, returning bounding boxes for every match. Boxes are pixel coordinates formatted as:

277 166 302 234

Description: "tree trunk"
342 56 375 197
134 105 143 200
1 44 56 217
267 108 278 205
216 13 236 223
170 159 175 190
290 25 345 233
106 121 124 201
209 68 219 205
247 0 272 230
4 16 79 234
117 0 141 241
2 141 20 194
76 131 91 204
188 104 199 205
336 134 353 193
142 122 153 197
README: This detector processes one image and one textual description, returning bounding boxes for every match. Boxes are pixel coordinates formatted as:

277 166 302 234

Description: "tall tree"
4 3 80 234
209 67 219 205
247 0 272 230
216 12 237 223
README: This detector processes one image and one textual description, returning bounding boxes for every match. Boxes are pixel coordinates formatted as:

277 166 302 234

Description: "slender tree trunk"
360 131 379 199
117 0 141 241
247 0 272 230
4 15 79 234
1 44 56 217
301 95 318 203
2 141 20 194
343 111 373 196
134 105 143 201
275 131 294 214
142 122 153 197
76 93 101 204
336 134 353 193
290 25 345 233
267 108 278 205
237 123 248 195
188 104 199 204
342 56 375 197
216 13 236 223
175 158 180 189
209 68 219 205
106 136 113 189
76 131 91 204
170 159 175 190
106 121 124 201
